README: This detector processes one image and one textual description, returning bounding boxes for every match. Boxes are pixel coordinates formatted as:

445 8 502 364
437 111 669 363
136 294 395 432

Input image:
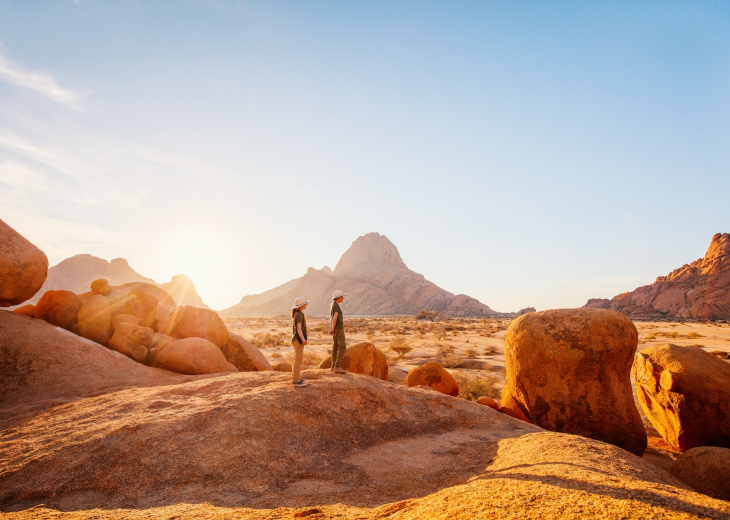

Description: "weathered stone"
174 306 229 348
154 305 184 336
155 337 235 375
34 290 83 331
476 396 499 411
107 323 154 363
12 305 35 317
77 294 113 345
670 446 730 500
273 361 292 372
0 218 48 306
317 342 389 380
504 308 647 456
633 343 730 452
111 314 140 330
120 289 158 328
90 279 112 296
499 387 532 423
220 333 272 371
406 361 459 396
146 333 175 368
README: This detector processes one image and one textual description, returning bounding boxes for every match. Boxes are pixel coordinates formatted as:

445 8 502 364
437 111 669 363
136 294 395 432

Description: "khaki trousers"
332 330 346 368
292 340 304 382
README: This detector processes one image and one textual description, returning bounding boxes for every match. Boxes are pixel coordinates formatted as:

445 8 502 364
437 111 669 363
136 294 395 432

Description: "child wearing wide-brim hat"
291 297 310 386
329 290 348 373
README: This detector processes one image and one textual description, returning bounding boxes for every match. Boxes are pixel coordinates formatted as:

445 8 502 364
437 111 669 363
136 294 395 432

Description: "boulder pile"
502 308 647 456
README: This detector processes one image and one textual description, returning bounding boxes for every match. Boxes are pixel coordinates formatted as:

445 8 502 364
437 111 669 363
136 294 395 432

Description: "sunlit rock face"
585 232 730 320
633 343 730 452
0 218 48 307
504 308 647 456
222 232 496 316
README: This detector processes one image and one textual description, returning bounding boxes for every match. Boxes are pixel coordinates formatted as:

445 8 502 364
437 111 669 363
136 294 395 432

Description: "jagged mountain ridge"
585 232 730 320
21 254 209 309
221 232 496 316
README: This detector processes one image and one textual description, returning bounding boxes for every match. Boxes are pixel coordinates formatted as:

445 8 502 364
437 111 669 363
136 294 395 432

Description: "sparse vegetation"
454 372 502 401
389 336 413 359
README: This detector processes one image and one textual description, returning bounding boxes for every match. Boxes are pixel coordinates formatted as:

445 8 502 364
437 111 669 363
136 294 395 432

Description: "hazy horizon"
2 1 729 311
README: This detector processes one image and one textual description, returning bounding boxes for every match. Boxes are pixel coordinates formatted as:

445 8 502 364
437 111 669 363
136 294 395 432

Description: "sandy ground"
223 315 730 471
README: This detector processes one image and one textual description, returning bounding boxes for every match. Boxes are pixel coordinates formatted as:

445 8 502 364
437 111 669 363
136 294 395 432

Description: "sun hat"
332 290 348 300
291 297 310 310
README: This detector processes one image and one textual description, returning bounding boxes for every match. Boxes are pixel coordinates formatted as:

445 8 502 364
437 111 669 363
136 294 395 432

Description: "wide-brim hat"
291 297 310 310
332 290 348 300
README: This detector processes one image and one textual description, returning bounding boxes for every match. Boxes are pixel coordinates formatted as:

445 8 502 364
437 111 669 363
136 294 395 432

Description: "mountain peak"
332 233 406 278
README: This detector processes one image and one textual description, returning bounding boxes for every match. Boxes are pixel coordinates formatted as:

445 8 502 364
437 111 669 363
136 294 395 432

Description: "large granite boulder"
0 218 48 306
174 306 229 348
406 361 459 396
317 342 389 380
34 290 83 332
220 333 272 371
499 387 532 423
155 337 236 375
77 294 113 345
120 289 158 328
670 446 730 500
633 343 730 451
504 308 647 456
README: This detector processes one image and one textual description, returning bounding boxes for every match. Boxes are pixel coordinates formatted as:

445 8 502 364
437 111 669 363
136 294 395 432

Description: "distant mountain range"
585 233 730 320
22 254 209 309
220 232 498 317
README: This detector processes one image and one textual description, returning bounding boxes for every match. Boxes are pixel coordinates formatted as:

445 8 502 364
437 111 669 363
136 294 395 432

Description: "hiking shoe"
292 380 307 387
333 367 347 374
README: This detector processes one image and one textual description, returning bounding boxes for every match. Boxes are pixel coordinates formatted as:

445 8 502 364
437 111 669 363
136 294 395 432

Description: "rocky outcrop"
671 446 730 501
77 294 113 345
406 361 459 396
34 290 83 331
633 343 730 452
0 219 48 306
504 308 647 456
222 232 496 316
585 233 730 320
220 333 273 371
16 254 209 308
2 309 728 519
107 322 154 363
174 306 229 347
155 337 236 375
317 341 389 379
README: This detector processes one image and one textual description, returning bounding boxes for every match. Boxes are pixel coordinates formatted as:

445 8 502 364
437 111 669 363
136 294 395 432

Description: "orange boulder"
12 305 35 317
670 446 730 501
107 323 154 363
504 308 646 456
77 295 113 345
633 343 730 452
406 361 459 396
220 333 273 371
90 279 112 296
111 314 140 330
317 342 389 380
120 289 159 328
476 396 499 411
0 218 48 306
174 306 229 348
154 305 184 336
155 337 236 375
498 387 532 423
35 290 83 331
146 333 175 368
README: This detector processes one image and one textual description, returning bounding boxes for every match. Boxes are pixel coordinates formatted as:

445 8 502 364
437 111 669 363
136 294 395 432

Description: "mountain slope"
585 233 730 320
221 232 495 316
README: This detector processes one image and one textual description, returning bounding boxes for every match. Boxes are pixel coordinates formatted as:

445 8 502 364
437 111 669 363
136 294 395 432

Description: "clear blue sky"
1 1 728 311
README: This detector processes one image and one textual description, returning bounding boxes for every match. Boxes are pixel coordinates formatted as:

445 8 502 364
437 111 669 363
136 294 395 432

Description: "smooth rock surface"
174 306 230 348
504 308 647 456
77 294 113 345
155 337 235 375
406 361 459 396
220 333 273 371
34 290 83 332
0 218 48 307
670 446 730 500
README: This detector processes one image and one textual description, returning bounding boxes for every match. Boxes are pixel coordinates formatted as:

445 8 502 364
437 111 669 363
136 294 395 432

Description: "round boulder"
220 333 273 371
633 343 730 452
120 289 159 328
504 308 646 456
155 337 235 375
317 342 389 380
77 295 113 346
90 279 112 296
12 305 35 317
670 446 730 500
107 323 154 363
406 361 459 396
476 396 499 411
35 290 83 331
0 218 48 306
174 306 229 348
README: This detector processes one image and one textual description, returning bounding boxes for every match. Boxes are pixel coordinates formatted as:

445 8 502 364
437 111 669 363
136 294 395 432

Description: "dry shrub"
389 336 413 359
454 372 502 401
466 348 477 358
686 331 703 339
271 352 282 358
284 351 323 367
250 332 287 349
413 309 439 321
483 345 499 356
709 350 729 359
441 353 463 368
